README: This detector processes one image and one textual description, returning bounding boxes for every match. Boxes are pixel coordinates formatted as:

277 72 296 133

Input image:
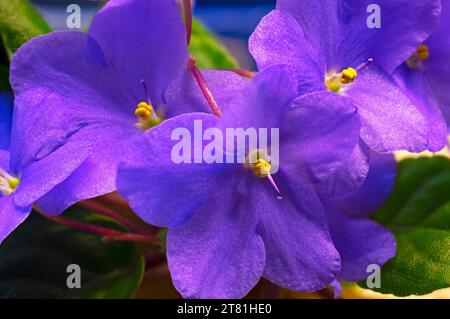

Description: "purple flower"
249 0 446 156
324 152 397 282
10 0 236 215
0 93 93 243
394 0 450 133
117 66 362 298
0 93 13 150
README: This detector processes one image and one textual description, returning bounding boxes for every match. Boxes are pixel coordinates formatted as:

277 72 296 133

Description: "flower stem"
145 253 167 270
34 206 160 245
182 0 193 45
228 68 256 78
189 58 223 117
92 195 161 236
79 200 148 235
94 194 132 212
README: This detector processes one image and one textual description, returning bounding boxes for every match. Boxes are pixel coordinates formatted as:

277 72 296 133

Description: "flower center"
0 168 19 196
325 58 373 93
406 44 430 69
325 67 358 93
134 79 163 131
251 158 272 178
134 101 162 131
245 151 282 200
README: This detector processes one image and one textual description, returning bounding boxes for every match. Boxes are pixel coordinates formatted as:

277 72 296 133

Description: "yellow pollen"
325 67 358 93
340 67 358 84
406 44 430 68
327 81 341 93
8 177 20 190
417 44 430 61
252 159 271 178
134 102 153 120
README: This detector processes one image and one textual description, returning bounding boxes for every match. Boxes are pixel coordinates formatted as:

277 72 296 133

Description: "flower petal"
167 173 265 299
325 206 396 282
0 150 10 170
249 10 325 94
36 126 136 215
10 31 136 172
164 69 249 118
277 0 441 73
328 152 397 218
282 91 361 194
394 65 447 151
348 66 430 153
0 93 12 151
218 65 298 132
10 31 132 124
317 140 370 197
88 0 189 107
257 172 341 291
117 113 229 228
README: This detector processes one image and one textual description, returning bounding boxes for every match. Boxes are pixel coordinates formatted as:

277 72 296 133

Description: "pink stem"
34 206 159 245
228 68 256 78
80 200 147 235
93 195 161 236
182 0 193 45
189 58 222 117
95 194 132 212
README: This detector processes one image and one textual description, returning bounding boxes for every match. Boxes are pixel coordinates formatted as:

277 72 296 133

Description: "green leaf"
190 19 238 69
359 156 450 296
0 208 144 298
0 0 51 59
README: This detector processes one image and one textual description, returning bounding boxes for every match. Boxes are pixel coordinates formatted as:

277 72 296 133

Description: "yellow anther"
252 159 271 178
325 67 358 93
326 81 341 93
8 177 20 190
340 67 358 84
134 102 153 120
407 44 430 68
417 44 430 61
134 101 163 131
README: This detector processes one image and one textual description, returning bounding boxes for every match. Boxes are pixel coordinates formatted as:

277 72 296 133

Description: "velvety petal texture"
324 153 397 281
117 66 364 298
167 173 265 299
330 152 397 218
88 0 189 107
257 173 340 291
10 0 194 214
347 66 432 153
10 32 135 210
249 10 325 95
394 0 450 129
164 69 250 117
275 0 441 73
0 152 31 244
282 91 362 195
117 113 228 228
325 205 396 282
250 2 444 153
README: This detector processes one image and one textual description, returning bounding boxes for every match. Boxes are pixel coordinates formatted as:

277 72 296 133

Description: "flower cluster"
1 0 449 298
